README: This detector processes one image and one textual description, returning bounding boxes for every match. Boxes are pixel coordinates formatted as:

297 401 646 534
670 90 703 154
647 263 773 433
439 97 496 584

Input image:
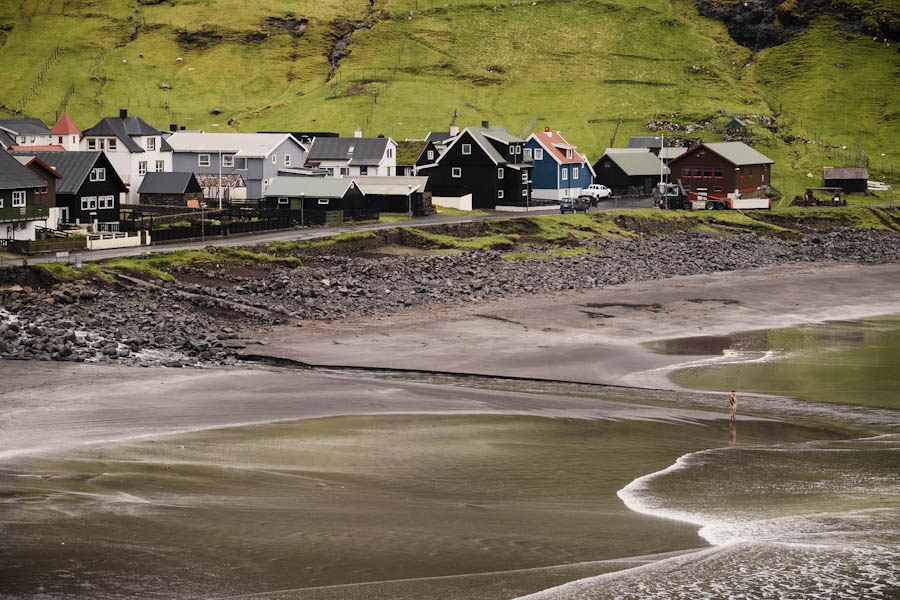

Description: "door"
60 207 69 223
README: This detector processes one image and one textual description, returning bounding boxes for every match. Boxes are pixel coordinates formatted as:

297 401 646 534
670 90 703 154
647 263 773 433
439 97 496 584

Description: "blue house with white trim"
525 127 594 200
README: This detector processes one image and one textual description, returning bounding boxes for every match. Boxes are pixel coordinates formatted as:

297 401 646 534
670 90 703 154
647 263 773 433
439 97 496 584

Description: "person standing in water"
729 391 738 423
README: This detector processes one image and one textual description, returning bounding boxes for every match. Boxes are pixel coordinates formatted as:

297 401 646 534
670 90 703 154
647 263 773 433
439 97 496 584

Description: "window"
222 155 234 168
514 145 521 154
278 197 289 205
534 148 544 160
99 195 115 209
234 157 247 170
387 148 393 158
498 168 504 179
57 136 63 144
693 168 703 176
713 187 723 192
714 168 723 177
199 154 210 167
683 168 692 177
326 168 334 176
145 137 156 151
427 150 434 160
0 197 3 208
81 196 97 210
155 160 164 172
461 144 471 155
36 186 47 195
572 167 579 179
348 145 355 153
498 190 504 199
87 138 98 151
89 167 106 182
340 167 349 176
561 167 568 181
451 167 462 178
318 198 329 205
12 190 25 207
604 161 611 168
360 166 368 175
524 148 532 160
108 138 117 151
522 189 527 196
272 154 277 164
138 161 147 176
704 168 713 177
565 149 573 159
284 154 291 167
521 173 527 184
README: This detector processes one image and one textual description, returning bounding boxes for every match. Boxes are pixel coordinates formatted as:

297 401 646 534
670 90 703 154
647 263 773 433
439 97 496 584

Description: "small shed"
725 117 747 130
353 176 432 215
592 149 669 194
262 177 366 225
822 167 868 194
138 172 204 207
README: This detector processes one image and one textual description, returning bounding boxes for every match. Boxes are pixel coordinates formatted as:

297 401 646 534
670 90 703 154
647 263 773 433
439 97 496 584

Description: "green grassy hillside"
1 0 898 201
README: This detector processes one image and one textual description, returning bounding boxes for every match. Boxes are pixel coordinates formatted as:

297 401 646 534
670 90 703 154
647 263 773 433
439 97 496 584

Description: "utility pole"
890 161 894 209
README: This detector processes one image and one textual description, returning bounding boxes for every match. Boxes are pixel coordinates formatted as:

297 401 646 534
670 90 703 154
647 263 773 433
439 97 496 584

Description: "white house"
0 118 53 149
49 112 81 151
305 134 397 177
80 109 172 203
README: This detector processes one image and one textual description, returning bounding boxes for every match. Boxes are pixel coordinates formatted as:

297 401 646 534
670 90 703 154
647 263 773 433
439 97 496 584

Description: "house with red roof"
525 127 594 200
50 112 81 151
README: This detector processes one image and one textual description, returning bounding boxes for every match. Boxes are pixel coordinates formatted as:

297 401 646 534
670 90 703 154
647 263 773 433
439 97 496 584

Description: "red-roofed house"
525 127 594 200
9 145 66 152
50 112 81 151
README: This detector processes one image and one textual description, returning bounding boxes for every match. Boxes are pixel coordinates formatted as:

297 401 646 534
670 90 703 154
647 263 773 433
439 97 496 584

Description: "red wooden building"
667 142 774 196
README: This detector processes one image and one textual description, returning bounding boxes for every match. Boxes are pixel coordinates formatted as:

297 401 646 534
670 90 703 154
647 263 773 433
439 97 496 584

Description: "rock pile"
1 228 898 367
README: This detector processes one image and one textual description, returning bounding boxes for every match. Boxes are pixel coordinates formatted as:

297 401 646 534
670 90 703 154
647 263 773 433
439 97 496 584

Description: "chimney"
377 133 384 138
119 109 128 119
169 124 177 132
354 127 363 138
481 120 489 128
449 125 459 136
545 126 552 137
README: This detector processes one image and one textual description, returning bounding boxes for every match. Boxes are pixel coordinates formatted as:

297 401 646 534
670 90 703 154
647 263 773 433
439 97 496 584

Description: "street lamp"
881 152 887 173
392 122 403 140
300 192 305 226
407 184 413 217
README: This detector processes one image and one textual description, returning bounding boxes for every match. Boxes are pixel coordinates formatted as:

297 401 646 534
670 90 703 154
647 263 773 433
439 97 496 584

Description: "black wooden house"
822 167 868 194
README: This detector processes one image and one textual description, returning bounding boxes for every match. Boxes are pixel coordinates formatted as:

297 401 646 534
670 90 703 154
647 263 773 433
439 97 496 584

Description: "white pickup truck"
581 184 612 200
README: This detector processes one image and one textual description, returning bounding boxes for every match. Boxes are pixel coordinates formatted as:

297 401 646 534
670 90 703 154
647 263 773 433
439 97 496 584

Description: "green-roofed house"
261 177 365 225
396 141 428 176
667 142 774 197
592 148 669 195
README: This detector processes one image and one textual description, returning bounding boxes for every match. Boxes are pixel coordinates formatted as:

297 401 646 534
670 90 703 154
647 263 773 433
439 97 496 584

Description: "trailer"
690 193 771 210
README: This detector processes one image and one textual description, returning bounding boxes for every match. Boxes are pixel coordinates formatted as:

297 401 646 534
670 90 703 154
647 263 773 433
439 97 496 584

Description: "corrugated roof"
0 118 50 136
265 177 357 198
704 142 774 166
353 176 427 195
166 132 295 157
138 171 199 194
307 137 389 164
604 147 651 155
823 166 868 179
627 136 663 149
603 151 669 177
0 150 46 189
660 147 688 160
82 115 162 152
0 130 14 148
50 112 80 135
11 151 110 194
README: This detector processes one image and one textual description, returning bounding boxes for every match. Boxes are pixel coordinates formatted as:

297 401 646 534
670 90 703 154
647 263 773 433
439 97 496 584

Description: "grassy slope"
1 0 897 201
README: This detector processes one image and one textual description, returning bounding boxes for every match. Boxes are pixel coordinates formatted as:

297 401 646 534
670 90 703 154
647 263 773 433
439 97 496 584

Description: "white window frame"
524 148 532 160
318 198 329 205
284 154 291 167
87 138 98 151
561 167 568 181
521 173 528 184
534 148 543 160
427 150 434 160
107 138 117 151
340 167 350 176
565 148 573 159
81 196 97 210
89 167 106 182
498 168 504 179
99 195 115 209
498 190 504 199
451 167 462 178
138 161 147 176
12 190 26 207
522 189 527 196
387 148 393 158
222 155 234 168
145 137 156 151
0 197 3 208
461 144 471 155
359 166 368 176
515 145 521 154
155 160 164 172
198 154 211 167
572 167 579 179
278 197 289 205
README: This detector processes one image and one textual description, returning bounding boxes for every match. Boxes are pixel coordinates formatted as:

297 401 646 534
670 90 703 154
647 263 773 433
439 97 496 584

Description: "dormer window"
348 146 355 153
565 149 573 159
146 137 156 151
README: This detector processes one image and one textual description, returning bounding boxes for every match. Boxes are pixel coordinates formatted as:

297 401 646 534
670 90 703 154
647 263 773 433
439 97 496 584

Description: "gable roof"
306 137 390 165
396 140 427 165
265 176 360 198
138 171 200 194
51 113 80 135
0 118 50 136
702 142 774 166
528 130 588 165
82 115 162 152
11 151 123 194
0 130 14 148
14 155 63 179
0 150 47 189
425 131 454 144
440 126 523 166
627 136 663 150
823 166 868 180
353 176 428 195
166 132 299 158
600 151 669 177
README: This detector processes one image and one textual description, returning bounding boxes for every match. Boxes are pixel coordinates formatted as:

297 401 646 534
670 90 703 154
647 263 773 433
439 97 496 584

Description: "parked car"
560 197 590 214
582 184 612 202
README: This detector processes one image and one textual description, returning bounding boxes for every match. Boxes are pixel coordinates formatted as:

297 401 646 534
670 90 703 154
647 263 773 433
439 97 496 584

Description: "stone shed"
138 172 204 207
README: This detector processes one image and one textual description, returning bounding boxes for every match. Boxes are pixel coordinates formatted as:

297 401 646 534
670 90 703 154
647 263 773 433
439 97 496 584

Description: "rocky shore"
1 228 898 368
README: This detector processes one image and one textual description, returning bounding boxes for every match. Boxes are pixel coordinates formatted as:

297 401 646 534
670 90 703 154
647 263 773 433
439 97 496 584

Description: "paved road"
4 197 654 266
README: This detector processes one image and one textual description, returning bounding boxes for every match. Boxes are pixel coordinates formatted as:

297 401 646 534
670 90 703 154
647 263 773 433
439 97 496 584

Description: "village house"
261 177 365 225
352 175 432 215
416 122 532 210
525 127 594 200
667 142 774 196
823 166 868 194
166 132 306 204
0 150 51 242
0 118 53 150
305 134 397 177
138 172 204 207
12 154 62 228
49 112 81 151
13 151 127 231
80 109 172 204
592 148 668 194
395 141 428 176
